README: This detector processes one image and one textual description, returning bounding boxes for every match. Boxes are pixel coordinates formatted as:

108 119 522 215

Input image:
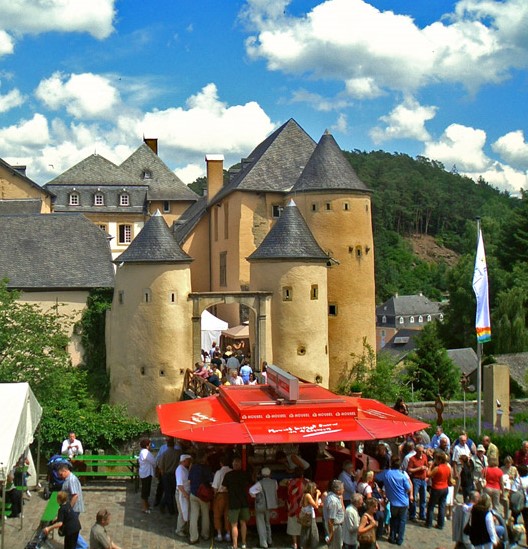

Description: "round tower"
289 131 376 390
106 211 193 421
248 200 330 386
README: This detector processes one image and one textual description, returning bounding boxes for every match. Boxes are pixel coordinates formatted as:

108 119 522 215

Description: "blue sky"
1 0 528 193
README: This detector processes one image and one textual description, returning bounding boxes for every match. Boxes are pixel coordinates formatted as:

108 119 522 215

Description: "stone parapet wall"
407 398 527 423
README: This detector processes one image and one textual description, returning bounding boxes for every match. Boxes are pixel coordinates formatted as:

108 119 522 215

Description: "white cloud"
289 89 352 111
35 72 121 119
242 0 528 97
0 83 276 185
0 30 14 57
422 123 528 193
370 97 437 143
331 113 348 134
0 89 24 112
492 130 528 171
0 0 115 40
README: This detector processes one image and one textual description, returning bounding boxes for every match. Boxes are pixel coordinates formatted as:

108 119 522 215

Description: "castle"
1 119 376 422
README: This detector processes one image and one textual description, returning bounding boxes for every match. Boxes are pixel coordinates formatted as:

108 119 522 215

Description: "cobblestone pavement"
3 481 464 549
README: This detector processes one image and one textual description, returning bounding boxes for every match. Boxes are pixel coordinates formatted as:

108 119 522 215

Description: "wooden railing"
182 369 219 400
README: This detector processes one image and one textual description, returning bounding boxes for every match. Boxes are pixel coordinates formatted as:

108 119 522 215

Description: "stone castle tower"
248 200 330 385
106 211 193 421
288 131 376 389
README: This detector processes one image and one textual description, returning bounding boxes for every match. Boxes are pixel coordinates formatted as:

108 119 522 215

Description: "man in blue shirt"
376 457 411 546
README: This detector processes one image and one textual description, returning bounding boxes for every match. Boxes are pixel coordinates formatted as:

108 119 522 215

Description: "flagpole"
476 217 482 437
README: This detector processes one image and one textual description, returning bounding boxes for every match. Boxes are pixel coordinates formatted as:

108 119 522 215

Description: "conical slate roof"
248 200 328 262
291 131 369 193
115 211 192 263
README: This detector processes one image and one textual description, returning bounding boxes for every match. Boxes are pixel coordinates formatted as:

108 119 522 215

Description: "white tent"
201 310 228 354
0 382 42 482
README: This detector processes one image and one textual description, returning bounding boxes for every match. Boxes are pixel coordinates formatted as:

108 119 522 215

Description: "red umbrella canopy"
157 383 428 444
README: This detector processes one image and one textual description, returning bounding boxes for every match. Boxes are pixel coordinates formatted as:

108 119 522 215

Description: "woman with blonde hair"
42 490 81 549
299 481 320 549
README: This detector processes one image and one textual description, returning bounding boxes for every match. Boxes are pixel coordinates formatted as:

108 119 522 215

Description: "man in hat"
249 467 278 549
472 445 488 492
175 454 192 538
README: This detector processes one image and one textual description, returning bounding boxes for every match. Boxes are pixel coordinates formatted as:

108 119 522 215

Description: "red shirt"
407 454 429 480
484 467 503 490
431 463 451 490
514 450 528 467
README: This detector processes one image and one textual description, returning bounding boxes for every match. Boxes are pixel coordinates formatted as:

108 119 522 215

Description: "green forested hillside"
345 150 528 355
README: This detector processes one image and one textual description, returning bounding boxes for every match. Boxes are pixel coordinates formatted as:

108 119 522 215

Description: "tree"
0 280 153 454
404 323 460 400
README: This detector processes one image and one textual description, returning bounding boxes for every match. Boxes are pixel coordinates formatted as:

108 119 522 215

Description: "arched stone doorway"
189 291 272 370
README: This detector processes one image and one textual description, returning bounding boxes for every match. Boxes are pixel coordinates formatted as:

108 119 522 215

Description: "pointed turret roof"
291 130 369 193
120 143 198 201
115 211 192 263
211 119 316 204
248 200 328 262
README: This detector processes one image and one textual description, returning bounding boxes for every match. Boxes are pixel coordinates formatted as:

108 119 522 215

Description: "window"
118 224 132 244
219 252 227 287
311 285 319 300
143 289 152 303
119 193 130 206
356 246 362 258
427 315 432 322
311 203 318 212
98 224 108 232
169 292 177 303
418 315 423 323
282 286 293 301
399 316 404 324
69 192 80 206
328 303 338 316
213 207 218 242
410 316 415 324
94 192 104 206
439 313 444 321
163 201 170 213
343 202 350 211
142 170 152 180
272 204 284 218
118 290 124 304
382 315 387 324
325 202 332 211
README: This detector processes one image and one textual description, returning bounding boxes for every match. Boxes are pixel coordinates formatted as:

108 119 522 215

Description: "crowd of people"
193 343 266 387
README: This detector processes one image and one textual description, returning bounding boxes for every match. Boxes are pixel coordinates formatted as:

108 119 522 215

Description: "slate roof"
494 352 528 391
210 119 316 204
447 348 478 376
379 328 421 363
44 184 148 214
248 199 328 262
0 199 42 215
172 196 208 245
0 157 54 198
115 211 192 263
45 154 132 186
120 144 199 202
0 214 114 289
377 294 442 317
290 131 369 194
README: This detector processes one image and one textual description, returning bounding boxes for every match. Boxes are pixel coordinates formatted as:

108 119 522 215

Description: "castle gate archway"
189 291 272 370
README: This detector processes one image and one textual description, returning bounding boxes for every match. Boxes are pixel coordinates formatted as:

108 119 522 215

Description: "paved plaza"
2 479 460 549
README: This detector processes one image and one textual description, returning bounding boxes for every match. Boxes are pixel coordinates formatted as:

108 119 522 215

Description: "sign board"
266 364 299 401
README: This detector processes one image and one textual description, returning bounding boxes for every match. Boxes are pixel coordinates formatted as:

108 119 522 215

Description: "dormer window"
142 170 152 180
69 192 80 206
119 192 130 206
398 316 404 324
94 192 104 206
382 315 387 324
272 205 284 218
410 316 415 324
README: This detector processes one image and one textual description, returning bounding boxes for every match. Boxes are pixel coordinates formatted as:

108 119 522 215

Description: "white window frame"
118 224 132 244
119 193 130 207
69 192 80 206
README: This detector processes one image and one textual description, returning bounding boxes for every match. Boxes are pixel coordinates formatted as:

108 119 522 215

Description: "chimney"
144 138 158 155
205 154 224 201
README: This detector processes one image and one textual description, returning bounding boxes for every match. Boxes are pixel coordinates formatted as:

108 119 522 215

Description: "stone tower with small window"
106 211 193 421
248 200 330 385
289 131 376 389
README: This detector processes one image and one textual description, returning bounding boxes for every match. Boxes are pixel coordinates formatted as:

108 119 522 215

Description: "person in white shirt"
175 454 192 538
452 434 472 501
212 454 232 542
61 432 84 458
138 438 157 514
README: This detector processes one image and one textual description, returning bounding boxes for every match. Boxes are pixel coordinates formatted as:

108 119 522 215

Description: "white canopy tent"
201 309 228 354
0 383 42 547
